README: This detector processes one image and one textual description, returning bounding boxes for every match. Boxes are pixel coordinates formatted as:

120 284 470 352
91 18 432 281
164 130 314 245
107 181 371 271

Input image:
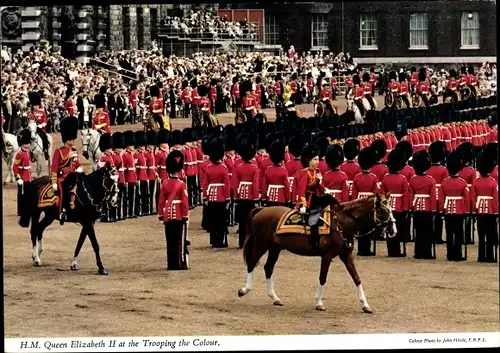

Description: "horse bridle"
77 167 118 209
342 197 395 238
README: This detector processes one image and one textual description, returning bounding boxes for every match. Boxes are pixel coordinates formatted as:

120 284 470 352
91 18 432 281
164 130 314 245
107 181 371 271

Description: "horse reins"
341 198 394 239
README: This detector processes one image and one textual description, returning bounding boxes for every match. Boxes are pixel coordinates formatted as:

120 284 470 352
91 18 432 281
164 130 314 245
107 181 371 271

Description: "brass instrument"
296 108 303 118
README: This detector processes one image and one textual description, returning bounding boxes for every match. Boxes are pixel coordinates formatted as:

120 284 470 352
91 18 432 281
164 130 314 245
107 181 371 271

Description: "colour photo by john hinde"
1 1 499 351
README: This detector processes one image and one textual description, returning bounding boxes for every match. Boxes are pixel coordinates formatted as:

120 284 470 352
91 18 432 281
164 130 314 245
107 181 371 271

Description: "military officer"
146 130 158 215
13 129 32 218
122 130 137 218
134 131 149 216
340 138 362 201
321 144 349 203
262 140 290 207
457 142 477 244
112 132 126 221
427 141 449 244
97 133 115 222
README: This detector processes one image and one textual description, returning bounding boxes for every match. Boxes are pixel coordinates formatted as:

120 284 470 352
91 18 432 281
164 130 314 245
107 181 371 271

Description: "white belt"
127 168 135 171
19 166 31 169
158 166 166 169
147 166 155 169
413 194 430 206
444 196 462 209
325 188 341 195
476 196 493 209
238 181 252 194
171 200 181 204
208 183 224 188
358 192 374 198
288 177 294 183
389 194 403 197
185 162 197 165
267 184 284 194
118 168 125 172
137 166 147 169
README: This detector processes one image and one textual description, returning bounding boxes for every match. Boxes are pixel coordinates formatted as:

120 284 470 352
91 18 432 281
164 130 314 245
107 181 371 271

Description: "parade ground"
3 96 498 337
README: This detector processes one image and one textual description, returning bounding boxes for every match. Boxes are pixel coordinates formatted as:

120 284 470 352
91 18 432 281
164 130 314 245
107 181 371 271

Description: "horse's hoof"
237 288 248 297
98 268 109 276
33 261 41 267
315 305 326 311
273 300 283 306
362 306 373 314
70 264 79 271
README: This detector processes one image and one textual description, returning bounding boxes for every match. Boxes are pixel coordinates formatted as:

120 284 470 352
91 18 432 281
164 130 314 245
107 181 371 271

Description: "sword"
183 221 190 269
463 214 468 261
431 213 437 259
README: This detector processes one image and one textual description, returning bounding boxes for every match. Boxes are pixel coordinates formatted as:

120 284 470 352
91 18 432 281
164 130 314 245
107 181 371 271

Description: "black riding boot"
310 224 320 250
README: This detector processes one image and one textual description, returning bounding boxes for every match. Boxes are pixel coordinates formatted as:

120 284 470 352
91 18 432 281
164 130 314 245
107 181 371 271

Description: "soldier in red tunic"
129 82 139 124
13 129 32 219
134 131 148 217
122 131 137 218
262 140 290 207
409 67 418 92
427 141 449 245
224 130 237 226
456 142 477 244
158 149 190 270
352 147 380 256
286 136 305 207
409 150 436 259
210 79 218 114
340 138 362 201
96 133 115 222
199 134 213 231
232 138 260 248
381 149 410 257
64 83 77 117
352 75 366 115
145 130 158 215
112 132 126 221
92 94 111 134
51 116 82 225
296 144 325 249
322 144 349 203
398 72 411 107
241 80 257 122
439 151 470 261
231 76 241 112
362 73 376 110
203 137 230 248
416 70 430 107
181 128 198 209
180 80 192 119
445 69 460 103
369 139 389 185
471 151 498 263
28 91 50 159
306 73 315 103
394 141 415 183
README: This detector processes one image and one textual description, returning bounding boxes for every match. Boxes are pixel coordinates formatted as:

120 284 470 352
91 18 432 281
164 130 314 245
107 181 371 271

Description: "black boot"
310 225 320 250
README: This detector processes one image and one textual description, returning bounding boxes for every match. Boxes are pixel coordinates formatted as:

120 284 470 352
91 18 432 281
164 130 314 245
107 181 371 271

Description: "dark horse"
238 193 396 312
18 162 119 275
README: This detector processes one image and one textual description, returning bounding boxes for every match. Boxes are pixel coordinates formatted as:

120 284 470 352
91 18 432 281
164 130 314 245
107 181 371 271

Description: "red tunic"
290 81 298 93
259 156 273 190
135 150 148 181
295 168 323 208
410 72 418 86
345 76 353 88
490 166 498 182
191 88 201 108
155 149 169 181
13 149 32 182
351 172 380 200
97 152 115 169
369 73 377 88
399 82 409 95
129 90 138 108
180 88 192 104
471 176 497 214
321 169 349 203
319 89 332 100
149 99 163 114
122 150 137 183
286 158 303 204
145 149 156 180
388 81 400 94
231 83 240 100
210 86 217 102
458 166 477 187
273 82 282 96
158 178 189 222
353 87 365 100
51 146 80 184
31 108 48 132
331 77 338 90
409 174 436 212
439 176 470 214
416 82 430 95
242 96 256 111
231 161 260 200
202 162 230 202
380 173 410 211
199 97 211 113
427 164 449 210
112 152 125 184
183 147 197 177
318 159 329 176
64 98 77 116
363 83 373 95
224 153 236 178
262 164 290 203
340 160 362 199
369 162 389 183
447 78 459 91
92 111 111 134
307 78 315 92
198 156 211 193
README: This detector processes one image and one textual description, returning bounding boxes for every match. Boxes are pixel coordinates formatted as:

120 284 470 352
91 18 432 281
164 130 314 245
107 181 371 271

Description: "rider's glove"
299 206 306 215
76 167 83 173
52 183 58 192
17 179 24 186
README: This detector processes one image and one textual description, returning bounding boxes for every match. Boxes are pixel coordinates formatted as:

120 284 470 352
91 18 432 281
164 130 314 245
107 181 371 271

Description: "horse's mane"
339 196 375 211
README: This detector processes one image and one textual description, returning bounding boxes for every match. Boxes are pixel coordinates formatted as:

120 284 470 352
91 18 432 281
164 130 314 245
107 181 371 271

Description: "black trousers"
126 183 137 218
364 94 375 109
432 212 444 243
136 180 149 216
17 182 31 217
357 234 374 256
207 202 227 248
148 180 156 215
201 203 208 230
236 200 256 248
476 214 498 262
183 102 191 118
445 214 465 261
413 212 434 259
111 183 126 221
387 212 408 257
464 214 475 244
164 220 187 270
109 108 116 125
155 179 163 214
186 176 197 209
36 128 49 154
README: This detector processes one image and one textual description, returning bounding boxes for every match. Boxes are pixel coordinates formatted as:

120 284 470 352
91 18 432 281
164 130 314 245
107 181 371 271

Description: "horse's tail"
242 207 264 266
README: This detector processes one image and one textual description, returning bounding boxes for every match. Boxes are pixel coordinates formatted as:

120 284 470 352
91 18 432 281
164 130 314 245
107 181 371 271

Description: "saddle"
276 207 332 236
38 184 59 208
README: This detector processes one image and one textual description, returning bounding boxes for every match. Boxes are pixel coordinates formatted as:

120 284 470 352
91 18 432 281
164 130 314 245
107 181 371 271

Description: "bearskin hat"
208 137 225 162
446 150 462 176
411 67 417 73
300 143 319 168
307 72 313 79
190 78 198 89
429 141 447 164
362 72 370 82
357 147 377 171
197 84 208 97
467 65 475 75
208 125 224 138
182 128 193 143
65 83 74 99
314 137 329 158
232 76 239 84
288 136 304 158
18 129 31 145
166 149 185 175
291 72 298 81
387 148 406 173
256 132 267 150
476 150 495 176
60 116 79 142
169 129 183 147
457 142 474 164
157 129 170 146
28 91 42 107
275 74 282 82
269 140 285 165
413 150 432 175
150 85 160 98
94 93 106 109
449 69 457 79
157 81 164 89
146 130 158 146
210 78 217 86
310 128 325 142
99 133 113 152
370 139 387 162
123 130 136 148
99 85 107 95
389 71 397 81
343 138 361 161
460 66 467 75
240 80 253 94
265 132 278 152
130 81 137 90
112 132 126 149
395 141 413 162
182 80 189 89
192 126 203 141
418 71 426 82
353 75 361 86
325 144 344 170
482 142 498 164
225 133 236 152
201 135 213 155
398 72 406 82
239 138 256 162
134 131 147 147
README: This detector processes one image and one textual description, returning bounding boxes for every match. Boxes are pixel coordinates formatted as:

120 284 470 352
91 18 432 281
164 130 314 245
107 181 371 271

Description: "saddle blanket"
38 184 59 208
275 207 331 236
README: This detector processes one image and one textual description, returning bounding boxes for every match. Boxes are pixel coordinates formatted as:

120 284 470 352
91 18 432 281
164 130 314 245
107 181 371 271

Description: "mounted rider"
410 67 418 93
231 76 241 112
352 75 366 116
362 72 376 110
148 85 168 130
398 72 411 107
198 84 219 127
28 91 50 159
466 65 480 98
92 94 111 134
416 69 430 107
241 80 257 123
51 116 83 225
445 69 460 103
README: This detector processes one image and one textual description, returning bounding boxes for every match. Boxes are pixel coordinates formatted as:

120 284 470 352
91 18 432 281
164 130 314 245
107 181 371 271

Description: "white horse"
27 121 53 178
346 96 368 124
2 133 19 184
80 128 102 171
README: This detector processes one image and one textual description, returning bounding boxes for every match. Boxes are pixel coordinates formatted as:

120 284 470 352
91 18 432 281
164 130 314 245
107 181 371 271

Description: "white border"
5 332 500 352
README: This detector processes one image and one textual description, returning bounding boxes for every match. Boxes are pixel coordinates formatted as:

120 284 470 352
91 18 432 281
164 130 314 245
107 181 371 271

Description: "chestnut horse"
238 193 396 312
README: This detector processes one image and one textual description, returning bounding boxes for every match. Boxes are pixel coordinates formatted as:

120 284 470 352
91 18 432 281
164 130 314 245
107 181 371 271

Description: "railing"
157 25 261 43
89 58 141 82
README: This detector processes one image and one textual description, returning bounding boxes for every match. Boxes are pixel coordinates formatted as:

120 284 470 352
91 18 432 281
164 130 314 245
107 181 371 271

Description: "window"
461 11 480 49
137 7 144 50
409 12 428 49
311 14 328 48
265 16 279 45
359 13 377 49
